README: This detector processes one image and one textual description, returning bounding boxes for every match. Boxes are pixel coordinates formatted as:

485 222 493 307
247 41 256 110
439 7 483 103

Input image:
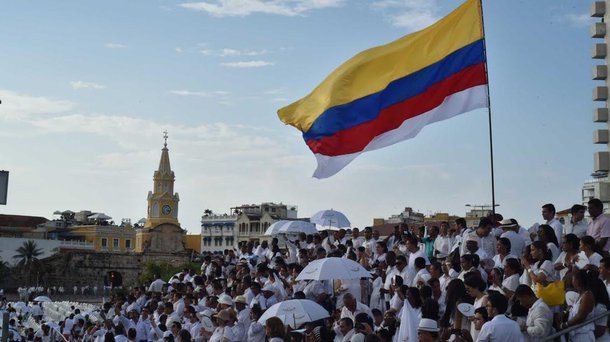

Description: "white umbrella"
88 213 112 220
277 221 318 235
258 299 329 328
33 296 52 302
12 302 26 309
264 220 291 236
296 257 372 281
310 209 350 231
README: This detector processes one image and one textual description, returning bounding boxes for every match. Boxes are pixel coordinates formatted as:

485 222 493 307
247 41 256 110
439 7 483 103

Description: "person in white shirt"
477 292 524 342
351 228 365 249
412 257 431 287
434 222 454 259
405 236 429 275
564 204 588 238
553 233 580 280
580 236 603 269
513 285 553 341
466 221 496 260
521 241 555 288
499 219 526 257
340 293 373 322
542 203 563 244
600 257 610 297
492 237 518 269
501 258 521 298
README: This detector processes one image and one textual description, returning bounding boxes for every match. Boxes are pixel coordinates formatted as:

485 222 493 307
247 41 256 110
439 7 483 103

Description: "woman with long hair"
265 316 287 342
521 241 555 286
554 234 580 281
537 224 560 262
439 279 472 341
560 269 595 341
464 273 488 341
589 275 610 341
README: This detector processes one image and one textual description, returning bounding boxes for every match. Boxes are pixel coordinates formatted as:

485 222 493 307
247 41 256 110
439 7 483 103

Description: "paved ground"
4 292 107 304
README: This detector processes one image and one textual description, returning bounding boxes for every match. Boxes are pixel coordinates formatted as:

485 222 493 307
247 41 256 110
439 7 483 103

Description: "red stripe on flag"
306 62 488 156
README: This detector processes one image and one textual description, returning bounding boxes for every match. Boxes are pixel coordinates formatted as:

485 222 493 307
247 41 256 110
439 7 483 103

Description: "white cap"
418 318 439 332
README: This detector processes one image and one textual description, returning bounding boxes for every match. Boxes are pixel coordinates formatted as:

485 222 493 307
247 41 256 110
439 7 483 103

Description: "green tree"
13 240 43 285
0 259 9 285
138 261 200 285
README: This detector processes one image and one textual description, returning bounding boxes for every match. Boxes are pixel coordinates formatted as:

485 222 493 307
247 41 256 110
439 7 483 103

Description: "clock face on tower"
162 205 172 215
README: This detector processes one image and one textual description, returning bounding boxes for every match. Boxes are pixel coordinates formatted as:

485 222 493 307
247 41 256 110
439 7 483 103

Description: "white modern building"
200 213 238 254
587 1 610 210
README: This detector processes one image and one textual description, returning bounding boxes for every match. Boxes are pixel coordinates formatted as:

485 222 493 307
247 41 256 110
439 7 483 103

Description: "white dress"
369 276 384 312
568 294 595 342
393 300 420 342
595 303 610 342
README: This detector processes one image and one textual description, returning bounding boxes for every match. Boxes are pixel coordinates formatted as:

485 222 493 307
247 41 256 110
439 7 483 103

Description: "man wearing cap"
477 292 523 342
499 219 525 257
464 236 489 260
234 295 250 342
133 307 152 342
259 284 278 310
218 294 233 310
417 318 440 342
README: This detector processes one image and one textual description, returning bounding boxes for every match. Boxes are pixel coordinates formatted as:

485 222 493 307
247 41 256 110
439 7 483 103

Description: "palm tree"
13 240 43 286
0 259 9 286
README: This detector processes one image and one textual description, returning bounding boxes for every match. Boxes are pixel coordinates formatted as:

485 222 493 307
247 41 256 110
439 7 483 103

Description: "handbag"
535 280 565 306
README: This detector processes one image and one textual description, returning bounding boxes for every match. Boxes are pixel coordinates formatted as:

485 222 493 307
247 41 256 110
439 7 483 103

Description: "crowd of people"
3 198 610 342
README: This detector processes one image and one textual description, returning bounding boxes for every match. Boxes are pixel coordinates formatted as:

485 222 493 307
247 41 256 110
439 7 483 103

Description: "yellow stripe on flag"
278 0 483 133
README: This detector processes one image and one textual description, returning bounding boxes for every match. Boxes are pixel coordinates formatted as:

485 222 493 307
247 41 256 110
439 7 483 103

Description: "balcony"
592 22 606 38
591 1 606 17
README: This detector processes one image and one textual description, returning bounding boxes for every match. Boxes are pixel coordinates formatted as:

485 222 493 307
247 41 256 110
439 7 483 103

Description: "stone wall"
33 250 190 289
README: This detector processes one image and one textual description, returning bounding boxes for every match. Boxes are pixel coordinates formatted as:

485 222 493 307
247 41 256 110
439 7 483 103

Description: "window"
101 238 108 248
113 239 119 248
125 239 131 249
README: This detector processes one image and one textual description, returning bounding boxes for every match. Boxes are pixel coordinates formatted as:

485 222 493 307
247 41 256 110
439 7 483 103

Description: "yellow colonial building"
71 224 136 252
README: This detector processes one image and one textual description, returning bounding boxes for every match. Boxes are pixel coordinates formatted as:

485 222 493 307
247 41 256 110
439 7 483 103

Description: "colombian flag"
278 0 488 179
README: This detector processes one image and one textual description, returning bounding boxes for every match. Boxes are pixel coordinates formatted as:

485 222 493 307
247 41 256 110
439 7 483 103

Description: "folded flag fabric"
277 0 489 179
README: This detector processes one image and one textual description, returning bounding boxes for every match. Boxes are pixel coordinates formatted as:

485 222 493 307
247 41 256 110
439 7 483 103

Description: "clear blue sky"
0 0 597 233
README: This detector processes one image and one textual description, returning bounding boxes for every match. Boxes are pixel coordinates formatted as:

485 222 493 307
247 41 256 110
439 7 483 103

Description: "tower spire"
163 130 168 148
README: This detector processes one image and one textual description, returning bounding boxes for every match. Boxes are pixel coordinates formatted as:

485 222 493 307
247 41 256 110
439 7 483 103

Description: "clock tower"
144 131 180 229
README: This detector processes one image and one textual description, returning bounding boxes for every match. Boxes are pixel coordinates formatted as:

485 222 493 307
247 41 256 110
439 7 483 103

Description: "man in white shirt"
466 218 496 259
501 258 521 298
600 257 610 297
542 203 563 243
563 204 588 238
333 318 355 342
340 293 372 322
498 219 525 257
351 228 365 249
514 285 552 341
477 292 524 342
361 227 377 255
434 222 454 259
405 236 430 275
